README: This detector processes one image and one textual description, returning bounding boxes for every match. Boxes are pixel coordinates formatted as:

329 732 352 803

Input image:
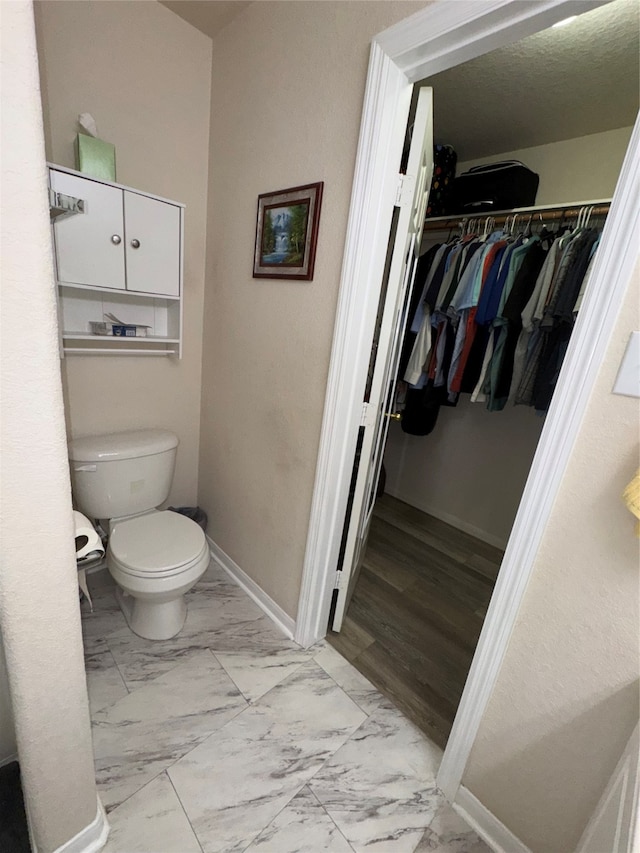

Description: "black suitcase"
450 160 539 214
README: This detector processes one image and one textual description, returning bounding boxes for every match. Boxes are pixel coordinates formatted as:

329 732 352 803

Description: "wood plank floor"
327 494 503 749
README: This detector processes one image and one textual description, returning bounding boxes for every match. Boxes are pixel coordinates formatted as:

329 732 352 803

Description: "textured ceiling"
421 0 639 160
159 1 252 39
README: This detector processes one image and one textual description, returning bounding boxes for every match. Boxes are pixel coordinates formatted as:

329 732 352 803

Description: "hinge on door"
334 570 344 590
395 172 415 209
360 401 375 428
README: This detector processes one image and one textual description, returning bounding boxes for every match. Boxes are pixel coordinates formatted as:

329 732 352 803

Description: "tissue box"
75 133 116 181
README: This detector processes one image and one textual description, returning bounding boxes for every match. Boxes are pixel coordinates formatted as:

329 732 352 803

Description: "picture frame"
253 182 324 280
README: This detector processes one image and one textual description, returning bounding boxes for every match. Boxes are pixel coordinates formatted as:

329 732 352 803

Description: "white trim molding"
51 798 109 853
295 0 636 814
0 752 18 769
207 537 296 640
453 786 531 853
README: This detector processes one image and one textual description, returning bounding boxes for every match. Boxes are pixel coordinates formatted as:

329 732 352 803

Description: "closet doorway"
326 0 639 750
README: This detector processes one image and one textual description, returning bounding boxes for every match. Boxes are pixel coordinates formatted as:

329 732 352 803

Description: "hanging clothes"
395 206 606 435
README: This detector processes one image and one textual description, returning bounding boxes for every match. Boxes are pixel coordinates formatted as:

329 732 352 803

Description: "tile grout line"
95 662 252 816
208 646 316 706
205 646 265 705
165 770 205 853
98 696 252 818
306 785 358 852
104 646 131 699
237 783 310 853
312 653 383 718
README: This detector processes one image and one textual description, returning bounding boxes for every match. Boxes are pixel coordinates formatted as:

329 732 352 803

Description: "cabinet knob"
130 238 141 249
111 234 122 245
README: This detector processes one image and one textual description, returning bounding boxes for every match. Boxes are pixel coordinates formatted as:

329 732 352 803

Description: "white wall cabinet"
49 166 184 357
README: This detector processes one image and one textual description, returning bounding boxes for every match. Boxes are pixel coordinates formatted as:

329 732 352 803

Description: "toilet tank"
68 429 178 520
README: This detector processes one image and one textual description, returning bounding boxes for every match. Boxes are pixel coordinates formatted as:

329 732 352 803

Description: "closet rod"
423 199 611 232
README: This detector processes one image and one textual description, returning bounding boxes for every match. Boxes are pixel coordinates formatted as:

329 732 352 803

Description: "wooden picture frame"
253 182 323 280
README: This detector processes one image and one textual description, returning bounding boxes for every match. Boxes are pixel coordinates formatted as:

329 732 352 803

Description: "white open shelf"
58 284 182 357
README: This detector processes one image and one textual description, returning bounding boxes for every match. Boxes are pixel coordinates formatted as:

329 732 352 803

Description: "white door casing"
295 0 637 812
331 87 434 631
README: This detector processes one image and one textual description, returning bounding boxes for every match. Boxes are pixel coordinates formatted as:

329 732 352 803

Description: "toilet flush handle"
74 464 97 472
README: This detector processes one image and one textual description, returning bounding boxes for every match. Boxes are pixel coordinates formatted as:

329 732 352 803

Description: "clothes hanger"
523 213 534 238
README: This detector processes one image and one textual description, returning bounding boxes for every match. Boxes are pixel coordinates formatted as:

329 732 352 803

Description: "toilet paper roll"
73 510 105 562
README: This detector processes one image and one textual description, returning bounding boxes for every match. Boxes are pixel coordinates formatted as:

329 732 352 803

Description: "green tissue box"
75 133 116 181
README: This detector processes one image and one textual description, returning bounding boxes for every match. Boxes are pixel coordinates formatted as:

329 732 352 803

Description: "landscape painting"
253 182 323 280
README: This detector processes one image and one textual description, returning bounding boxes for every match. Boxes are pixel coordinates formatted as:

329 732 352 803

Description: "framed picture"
253 182 323 280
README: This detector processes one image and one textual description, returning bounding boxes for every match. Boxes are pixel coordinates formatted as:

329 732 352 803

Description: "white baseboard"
453 786 531 853
206 536 296 640
51 798 109 853
384 489 507 550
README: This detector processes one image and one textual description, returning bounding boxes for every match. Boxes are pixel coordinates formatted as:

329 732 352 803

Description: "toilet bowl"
68 428 209 641
108 510 210 640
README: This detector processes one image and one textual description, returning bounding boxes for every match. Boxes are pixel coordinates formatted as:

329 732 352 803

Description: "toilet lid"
109 511 207 575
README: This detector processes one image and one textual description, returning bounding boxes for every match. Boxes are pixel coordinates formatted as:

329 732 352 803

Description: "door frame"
295 0 639 802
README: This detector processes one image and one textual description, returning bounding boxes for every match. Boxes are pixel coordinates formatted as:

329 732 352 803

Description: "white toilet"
68 429 209 640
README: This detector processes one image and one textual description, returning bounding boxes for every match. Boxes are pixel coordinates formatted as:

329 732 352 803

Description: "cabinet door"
124 192 180 296
51 170 126 290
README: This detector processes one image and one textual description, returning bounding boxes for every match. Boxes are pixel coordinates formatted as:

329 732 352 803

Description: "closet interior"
328 0 639 749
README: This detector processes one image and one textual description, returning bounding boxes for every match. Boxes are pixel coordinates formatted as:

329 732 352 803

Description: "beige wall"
0 632 17 766
0 2 99 849
384 127 632 547
35 0 212 506
199 0 428 618
384 402 543 548
463 261 640 851
458 125 633 206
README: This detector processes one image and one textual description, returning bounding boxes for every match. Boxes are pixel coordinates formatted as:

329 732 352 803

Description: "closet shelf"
423 198 611 231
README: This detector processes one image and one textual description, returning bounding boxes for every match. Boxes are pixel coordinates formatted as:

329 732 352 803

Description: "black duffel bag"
450 160 539 214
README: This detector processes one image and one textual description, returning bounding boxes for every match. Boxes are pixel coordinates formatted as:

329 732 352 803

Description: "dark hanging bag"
450 160 539 214
426 144 457 217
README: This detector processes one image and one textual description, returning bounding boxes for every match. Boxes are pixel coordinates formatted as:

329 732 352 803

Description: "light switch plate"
612 331 640 398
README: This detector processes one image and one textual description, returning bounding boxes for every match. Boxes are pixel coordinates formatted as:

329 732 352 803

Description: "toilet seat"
109 510 208 579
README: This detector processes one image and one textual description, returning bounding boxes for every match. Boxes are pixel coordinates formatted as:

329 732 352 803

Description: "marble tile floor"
80 563 490 853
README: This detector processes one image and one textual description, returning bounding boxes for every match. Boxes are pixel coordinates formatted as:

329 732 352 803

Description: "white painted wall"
0 2 100 849
34 0 213 507
384 125 633 546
